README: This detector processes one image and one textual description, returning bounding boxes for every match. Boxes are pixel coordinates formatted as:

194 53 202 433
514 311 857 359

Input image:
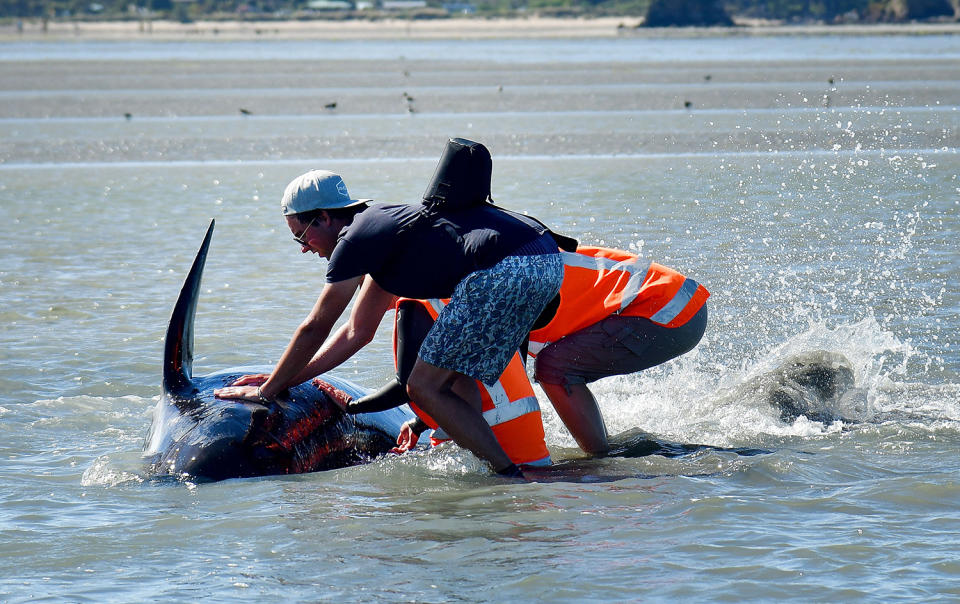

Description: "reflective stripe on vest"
432 393 540 440
558 251 654 314
527 340 548 356
649 277 701 325
424 298 446 317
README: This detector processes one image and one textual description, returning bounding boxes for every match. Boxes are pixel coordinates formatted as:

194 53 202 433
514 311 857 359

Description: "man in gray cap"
215 168 563 478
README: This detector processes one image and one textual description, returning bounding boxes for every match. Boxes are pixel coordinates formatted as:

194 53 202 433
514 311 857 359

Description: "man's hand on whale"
228 373 270 387
212 383 271 405
212 374 271 404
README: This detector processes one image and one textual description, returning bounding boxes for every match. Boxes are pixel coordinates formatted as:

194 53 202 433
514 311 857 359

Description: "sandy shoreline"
2 16 960 42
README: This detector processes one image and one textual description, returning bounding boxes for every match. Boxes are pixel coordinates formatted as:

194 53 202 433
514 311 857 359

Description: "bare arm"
289 276 397 385
214 276 362 402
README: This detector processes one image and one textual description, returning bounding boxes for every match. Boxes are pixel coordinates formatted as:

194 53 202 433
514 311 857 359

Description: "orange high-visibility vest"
528 246 709 357
394 298 552 466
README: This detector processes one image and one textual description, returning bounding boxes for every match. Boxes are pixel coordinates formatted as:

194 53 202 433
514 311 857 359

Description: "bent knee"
406 364 449 406
406 374 429 403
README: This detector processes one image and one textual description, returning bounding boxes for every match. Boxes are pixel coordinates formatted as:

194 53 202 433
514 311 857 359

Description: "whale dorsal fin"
163 219 214 396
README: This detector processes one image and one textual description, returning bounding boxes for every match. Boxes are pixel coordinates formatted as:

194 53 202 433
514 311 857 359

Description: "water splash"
81 452 148 487
536 314 957 453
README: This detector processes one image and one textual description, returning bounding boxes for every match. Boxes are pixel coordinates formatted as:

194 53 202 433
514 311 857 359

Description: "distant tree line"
725 0 956 21
1 0 956 22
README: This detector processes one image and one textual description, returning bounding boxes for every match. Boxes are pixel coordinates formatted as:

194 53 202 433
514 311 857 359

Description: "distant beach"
2 16 960 42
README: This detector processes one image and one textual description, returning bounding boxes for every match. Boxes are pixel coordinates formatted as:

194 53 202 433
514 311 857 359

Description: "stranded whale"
143 220 414 482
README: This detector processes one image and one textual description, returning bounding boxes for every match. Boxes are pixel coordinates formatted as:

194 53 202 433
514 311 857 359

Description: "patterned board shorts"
419 252 564 385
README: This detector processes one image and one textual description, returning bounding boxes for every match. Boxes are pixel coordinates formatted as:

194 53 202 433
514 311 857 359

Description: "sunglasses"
292 215 318 247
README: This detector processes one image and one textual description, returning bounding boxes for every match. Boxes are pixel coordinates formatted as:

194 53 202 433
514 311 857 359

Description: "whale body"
143 220 414 482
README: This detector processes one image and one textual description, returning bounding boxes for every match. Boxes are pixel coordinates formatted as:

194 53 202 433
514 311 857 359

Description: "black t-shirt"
326 203 548 299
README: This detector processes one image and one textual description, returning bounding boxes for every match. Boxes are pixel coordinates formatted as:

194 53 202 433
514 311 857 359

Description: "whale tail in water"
590 351 866 464
752 350 868 424
517 350 865 483
144 219 412 482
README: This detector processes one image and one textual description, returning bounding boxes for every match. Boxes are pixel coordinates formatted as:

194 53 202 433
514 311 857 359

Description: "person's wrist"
256 386 274 404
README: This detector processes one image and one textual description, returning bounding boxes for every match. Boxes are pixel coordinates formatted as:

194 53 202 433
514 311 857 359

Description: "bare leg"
540 382 610 456
407 358 513 472
451 374 483 413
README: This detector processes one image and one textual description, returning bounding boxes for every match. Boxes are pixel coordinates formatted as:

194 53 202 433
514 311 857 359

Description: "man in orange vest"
340 247 707 461
527 245 709 456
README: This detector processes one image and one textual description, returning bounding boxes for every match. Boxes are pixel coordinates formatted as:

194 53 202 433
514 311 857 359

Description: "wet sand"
2 30 958 165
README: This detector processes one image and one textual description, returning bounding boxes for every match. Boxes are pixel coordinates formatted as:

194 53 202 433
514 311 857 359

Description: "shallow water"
1 33 958 602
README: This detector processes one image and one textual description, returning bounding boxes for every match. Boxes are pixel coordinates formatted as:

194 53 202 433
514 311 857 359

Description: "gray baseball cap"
280 170 372 215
